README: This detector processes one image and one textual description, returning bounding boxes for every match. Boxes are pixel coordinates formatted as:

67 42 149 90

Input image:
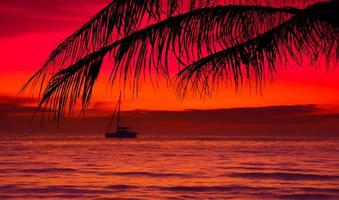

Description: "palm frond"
38 49 107 120
177 2 339 97
20 0 310 95
109 5 299 89
20 0 225 94
35 5 300 116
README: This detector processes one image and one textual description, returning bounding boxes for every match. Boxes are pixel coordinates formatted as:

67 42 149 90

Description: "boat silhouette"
105 93 138 139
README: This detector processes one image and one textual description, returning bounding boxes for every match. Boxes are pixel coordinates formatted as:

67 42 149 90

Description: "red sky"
0 0 339 136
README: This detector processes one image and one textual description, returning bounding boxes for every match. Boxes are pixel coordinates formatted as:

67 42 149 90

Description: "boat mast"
116 92 121 130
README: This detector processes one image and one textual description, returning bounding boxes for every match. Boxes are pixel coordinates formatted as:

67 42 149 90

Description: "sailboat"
105 93 138 139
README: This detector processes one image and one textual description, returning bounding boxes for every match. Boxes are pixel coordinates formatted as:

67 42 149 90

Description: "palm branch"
22 0 338 119
21 0 220 94
22 0 309 91
177 1 338 97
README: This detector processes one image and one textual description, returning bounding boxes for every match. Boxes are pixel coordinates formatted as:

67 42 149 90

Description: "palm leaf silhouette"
21 0 220 94
22 0 338 119
177 2 339 97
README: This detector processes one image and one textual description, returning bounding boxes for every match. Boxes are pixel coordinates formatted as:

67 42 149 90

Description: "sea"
0 135 339 199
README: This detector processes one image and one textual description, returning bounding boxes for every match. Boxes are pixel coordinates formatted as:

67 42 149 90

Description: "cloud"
132 105 320 124
0 95 38 105
0 0 111 37
0 95 339 137
0 95 38 114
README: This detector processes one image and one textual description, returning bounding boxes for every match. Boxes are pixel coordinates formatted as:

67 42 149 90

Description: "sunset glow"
1 1 339 200
0 1 338 112
0 0 338 136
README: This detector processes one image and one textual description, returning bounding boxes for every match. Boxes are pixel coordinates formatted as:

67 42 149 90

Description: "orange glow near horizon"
2 63 339 111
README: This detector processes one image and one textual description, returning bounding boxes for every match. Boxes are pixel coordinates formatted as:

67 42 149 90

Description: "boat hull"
105 131 138 139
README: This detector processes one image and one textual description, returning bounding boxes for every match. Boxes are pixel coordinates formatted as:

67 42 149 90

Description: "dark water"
0 136 339 199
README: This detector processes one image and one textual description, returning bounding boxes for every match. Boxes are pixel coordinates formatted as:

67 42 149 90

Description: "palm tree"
22 0 338 120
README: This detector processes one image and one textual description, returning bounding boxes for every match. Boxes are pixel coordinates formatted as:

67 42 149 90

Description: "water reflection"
0 136 339 199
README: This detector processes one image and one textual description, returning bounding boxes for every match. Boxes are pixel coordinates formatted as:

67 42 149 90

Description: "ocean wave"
1 185 111 195
277 193 339 199
0 169 13 173
0 194 98 199
157 185 274 192
0 184 18 191
1 137 339 199
221 166 315 172
0 161 58 166
99 171 188 178
227 172 339 180
18 168 76 173
104 184 139 190
300 187 339 194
